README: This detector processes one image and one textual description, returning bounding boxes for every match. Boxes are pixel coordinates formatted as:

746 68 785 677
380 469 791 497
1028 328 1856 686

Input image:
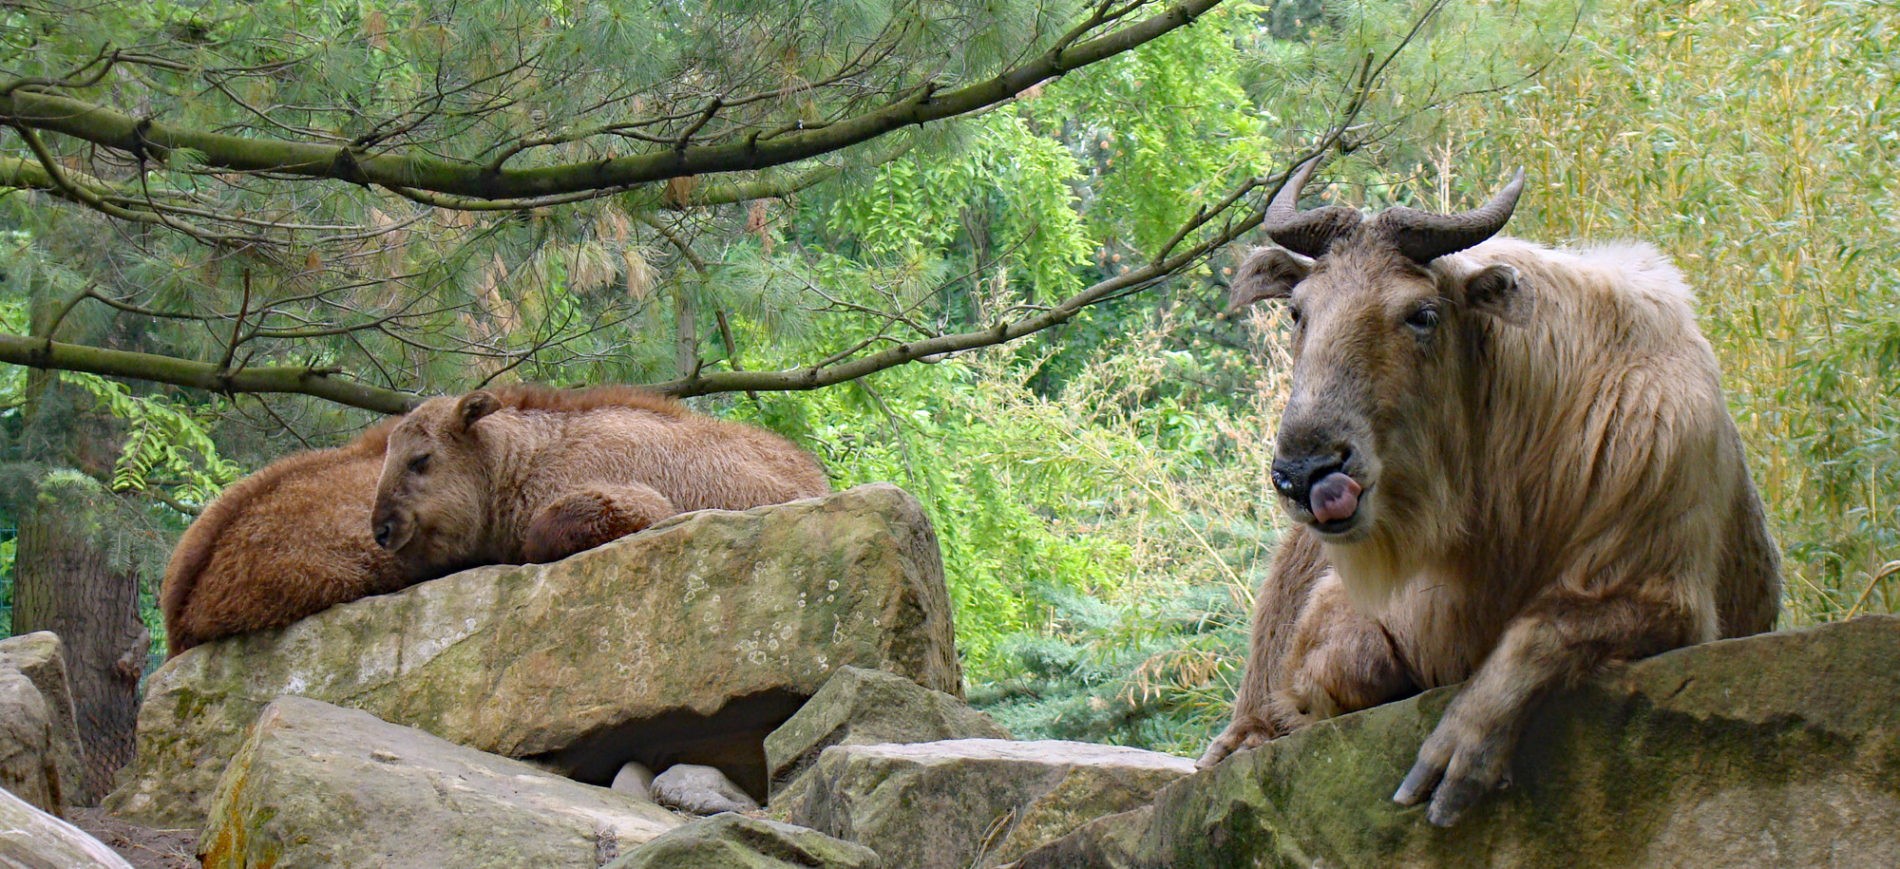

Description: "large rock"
0 669 60 814
764 665 1009 801
793 739 1196 868
0 785 134 868
200 696 683 868
0 632 84 812
109 484 960 828
605 813 880 869
1016 616 1900 868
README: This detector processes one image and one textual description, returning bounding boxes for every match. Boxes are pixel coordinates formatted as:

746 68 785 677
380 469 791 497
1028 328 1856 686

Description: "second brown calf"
371 384 832 579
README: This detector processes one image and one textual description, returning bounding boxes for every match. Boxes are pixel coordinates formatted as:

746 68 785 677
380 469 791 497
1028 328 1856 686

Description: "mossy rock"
1017 617 1900 867
110 485 961 829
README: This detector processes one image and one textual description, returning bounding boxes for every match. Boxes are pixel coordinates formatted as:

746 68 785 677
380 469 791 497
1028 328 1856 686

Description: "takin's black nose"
373 521 394 549
1270 448 1351 506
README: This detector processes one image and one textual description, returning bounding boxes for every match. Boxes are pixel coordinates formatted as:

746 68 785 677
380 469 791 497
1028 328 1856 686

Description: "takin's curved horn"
1374 168 1527 263
1262 155 1363 258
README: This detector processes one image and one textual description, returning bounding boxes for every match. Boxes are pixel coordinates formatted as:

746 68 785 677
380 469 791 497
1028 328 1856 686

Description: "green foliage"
726 307 1288 746
970 566 1257 754
732 362 1135 673
0 283 22 414
0 534 13 637
59 374 242 507
1023 3 1262 252
828 112 1096 300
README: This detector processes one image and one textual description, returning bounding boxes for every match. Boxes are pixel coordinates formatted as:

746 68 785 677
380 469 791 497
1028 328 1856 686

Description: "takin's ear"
1227 247 1312 312
1464 264 1528 325
453 391 500 434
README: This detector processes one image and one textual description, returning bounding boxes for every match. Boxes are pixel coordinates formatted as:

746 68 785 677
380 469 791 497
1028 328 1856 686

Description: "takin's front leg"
1392 581 1700 826
1272 571 1418 729
1199 530 1413 767
1198 529 1328 767
521 483 678 564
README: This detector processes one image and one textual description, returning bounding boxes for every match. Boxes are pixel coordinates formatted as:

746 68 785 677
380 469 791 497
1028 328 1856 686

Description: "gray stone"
198 696 682 868
0 785 135 868
652 763 762 815
0 632 83 811
109 485 961 828
794 738 1196 868
606 813 880 869
764 665 1008 802
1015 616 1900 868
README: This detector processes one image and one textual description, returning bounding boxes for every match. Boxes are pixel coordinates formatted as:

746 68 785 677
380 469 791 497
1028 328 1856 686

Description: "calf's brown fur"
160 420 406 657
1199 158 1781 826
371 384 830 579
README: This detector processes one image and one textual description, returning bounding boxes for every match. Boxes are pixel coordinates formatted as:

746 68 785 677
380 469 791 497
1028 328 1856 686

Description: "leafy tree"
0 0 1316 409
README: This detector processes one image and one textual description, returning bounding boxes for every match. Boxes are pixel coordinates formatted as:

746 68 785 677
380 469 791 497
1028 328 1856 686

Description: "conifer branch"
0 0 1219 206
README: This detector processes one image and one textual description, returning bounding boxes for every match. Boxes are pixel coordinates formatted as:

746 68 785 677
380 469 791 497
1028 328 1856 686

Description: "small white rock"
650 764 760 815
611 761 656 801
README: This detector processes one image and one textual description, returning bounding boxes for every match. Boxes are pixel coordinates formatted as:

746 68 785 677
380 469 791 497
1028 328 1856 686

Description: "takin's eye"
1405 304 1441 333
408 453 432 474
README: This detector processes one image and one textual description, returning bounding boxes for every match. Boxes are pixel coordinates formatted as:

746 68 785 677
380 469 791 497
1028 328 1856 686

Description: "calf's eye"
409 454 431 473
1406 306 1440 332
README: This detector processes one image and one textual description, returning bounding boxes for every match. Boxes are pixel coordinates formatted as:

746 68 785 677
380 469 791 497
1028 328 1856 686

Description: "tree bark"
674 282 700 380
12 492 147 805
11 368 149 807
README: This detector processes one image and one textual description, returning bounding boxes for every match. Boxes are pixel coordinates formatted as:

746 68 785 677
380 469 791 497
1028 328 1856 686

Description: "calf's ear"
1227 247 1311 312
454 391 500 433
1465 264 1528 325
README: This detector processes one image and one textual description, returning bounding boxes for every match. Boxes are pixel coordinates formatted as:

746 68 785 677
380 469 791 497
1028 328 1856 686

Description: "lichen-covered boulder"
1015 616 1900 868
794 739 1196 869
200 697 683 869
764 665 1008 801
605 813 880 869
0 785 134 868
0 632 84 812
109 484 959 828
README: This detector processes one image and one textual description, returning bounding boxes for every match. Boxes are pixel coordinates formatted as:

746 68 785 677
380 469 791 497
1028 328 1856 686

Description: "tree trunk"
12 492 147 805
12 367 148 806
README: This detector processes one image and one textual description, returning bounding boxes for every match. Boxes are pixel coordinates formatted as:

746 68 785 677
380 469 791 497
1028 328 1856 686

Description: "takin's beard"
1320 456 1467 616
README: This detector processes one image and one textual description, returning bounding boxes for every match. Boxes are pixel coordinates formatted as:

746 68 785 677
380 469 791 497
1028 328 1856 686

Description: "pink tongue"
1310 472 1362 524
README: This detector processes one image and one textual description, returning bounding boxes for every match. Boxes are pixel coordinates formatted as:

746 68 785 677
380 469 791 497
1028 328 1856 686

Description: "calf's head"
1230 158 1526 544
371 391 502 575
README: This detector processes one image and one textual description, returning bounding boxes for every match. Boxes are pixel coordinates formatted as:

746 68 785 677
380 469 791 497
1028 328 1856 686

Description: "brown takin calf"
1198 157 1781 826
160 420 407 657
370 384 831 579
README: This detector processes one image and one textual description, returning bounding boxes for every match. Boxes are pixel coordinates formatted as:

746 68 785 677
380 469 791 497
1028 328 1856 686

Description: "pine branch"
0 0 1219 205
0 159 1288 414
